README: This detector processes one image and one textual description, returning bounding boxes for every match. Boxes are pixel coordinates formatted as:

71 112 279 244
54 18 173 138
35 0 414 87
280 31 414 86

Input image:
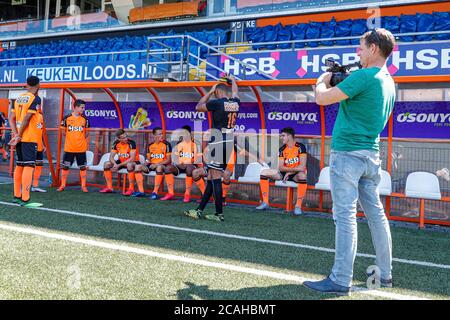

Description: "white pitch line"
0 222 430 300
1 201 450 271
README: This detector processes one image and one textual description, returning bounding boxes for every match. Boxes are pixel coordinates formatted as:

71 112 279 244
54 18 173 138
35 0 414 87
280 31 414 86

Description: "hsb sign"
206 41 450 80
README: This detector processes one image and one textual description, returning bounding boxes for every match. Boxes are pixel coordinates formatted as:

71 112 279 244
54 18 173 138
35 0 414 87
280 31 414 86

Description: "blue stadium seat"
416 13 434 41
433 11 450 40
399 14 417 42
320 17 336 46
351 19 367 44
382 16 400 35
278 25 293 49
291 23 308 48
335 19 352 45
305 21 321 47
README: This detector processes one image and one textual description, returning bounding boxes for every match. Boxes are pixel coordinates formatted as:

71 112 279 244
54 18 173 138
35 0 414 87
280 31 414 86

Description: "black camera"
219 74 232 85
325 58 362 87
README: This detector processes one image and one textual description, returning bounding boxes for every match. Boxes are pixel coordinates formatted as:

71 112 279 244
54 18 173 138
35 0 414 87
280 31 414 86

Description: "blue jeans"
329 150 392 287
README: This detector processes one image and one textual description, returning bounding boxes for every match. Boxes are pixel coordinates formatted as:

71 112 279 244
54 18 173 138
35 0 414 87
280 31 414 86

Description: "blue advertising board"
206 41 450 80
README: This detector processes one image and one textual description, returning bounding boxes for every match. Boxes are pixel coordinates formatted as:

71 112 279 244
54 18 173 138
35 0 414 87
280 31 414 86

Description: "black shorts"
280 171 296 182
36 151 44 164
63 152 87 169
279 171 307 183
16 142 37 167
145 162 165 171
116 160 140 166
206 133 235 171
174 164 196 176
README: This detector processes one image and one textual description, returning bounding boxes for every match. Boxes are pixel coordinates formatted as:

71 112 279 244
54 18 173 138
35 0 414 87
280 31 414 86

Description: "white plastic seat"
275 180 298 188
237 162 270 183
315 167 330 191
175 173 187 179
378 170 392 196
88 153 111 172
70 151 94 169
144 171 157 177
405 172 441 200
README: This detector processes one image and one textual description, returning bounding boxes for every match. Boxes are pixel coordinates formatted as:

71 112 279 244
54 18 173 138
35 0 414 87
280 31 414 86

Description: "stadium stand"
0 28 228 67
2 11 449 68
244 12 450 49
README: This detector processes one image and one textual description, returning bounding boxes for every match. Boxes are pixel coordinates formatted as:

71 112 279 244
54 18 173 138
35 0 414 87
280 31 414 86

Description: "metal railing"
146 34 277 81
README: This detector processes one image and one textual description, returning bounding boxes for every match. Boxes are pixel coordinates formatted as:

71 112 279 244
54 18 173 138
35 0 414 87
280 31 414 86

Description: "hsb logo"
285 157 299 165
151 154 164 159
118 153 130 158
68 125 84 132
180 152 194 158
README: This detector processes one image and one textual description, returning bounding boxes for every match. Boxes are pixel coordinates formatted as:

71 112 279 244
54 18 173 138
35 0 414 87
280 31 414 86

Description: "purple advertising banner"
163 102 208 132
264 102 321 136
237 102 262 132
84 102 162 130
85 101 449 140
393 101 450 139
84 102 119 128
163 102 262 133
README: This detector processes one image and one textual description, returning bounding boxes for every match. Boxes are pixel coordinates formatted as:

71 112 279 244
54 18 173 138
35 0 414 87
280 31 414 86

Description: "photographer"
303 28 396 295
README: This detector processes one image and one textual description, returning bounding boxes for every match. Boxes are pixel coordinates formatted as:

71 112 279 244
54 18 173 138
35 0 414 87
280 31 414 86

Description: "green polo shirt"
331 67 396 152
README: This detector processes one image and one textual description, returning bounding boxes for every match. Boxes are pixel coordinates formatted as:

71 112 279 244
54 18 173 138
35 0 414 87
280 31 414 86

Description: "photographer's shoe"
303 277 351 296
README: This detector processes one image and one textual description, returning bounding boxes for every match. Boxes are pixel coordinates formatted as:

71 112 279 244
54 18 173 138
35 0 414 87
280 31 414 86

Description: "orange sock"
222 182 230 198
0 147 7 159
80 169 87 188
296 183 308 208
260 177 270 204
135 172 145 193
153 174 164 194
13 165 24 198
165 174 174 194
104 170 113 189
33 166 42 187
185 176 193 196
61 169 69 188
22 167 34 202
127 171 135 191
195 178 205 194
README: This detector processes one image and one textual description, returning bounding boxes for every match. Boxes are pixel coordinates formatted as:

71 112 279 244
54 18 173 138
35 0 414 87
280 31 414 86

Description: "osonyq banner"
84 101 450 139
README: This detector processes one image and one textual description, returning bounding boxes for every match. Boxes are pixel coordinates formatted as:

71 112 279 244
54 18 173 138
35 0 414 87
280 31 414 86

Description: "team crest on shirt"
37 123 43 129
